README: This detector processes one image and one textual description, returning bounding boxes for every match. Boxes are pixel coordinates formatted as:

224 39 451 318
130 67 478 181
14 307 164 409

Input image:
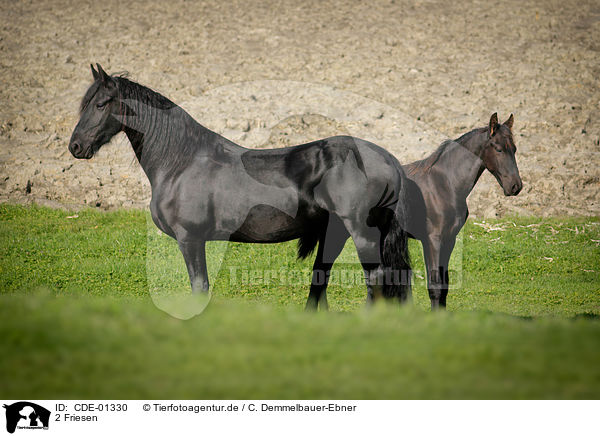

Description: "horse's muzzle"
506 179 523 196
69 141 92 159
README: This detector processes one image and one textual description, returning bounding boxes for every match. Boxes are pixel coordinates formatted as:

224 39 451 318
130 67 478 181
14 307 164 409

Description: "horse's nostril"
512 183 522 195
70 142 82 155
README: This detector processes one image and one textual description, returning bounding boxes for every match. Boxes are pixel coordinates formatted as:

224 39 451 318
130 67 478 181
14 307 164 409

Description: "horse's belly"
228 204 304 243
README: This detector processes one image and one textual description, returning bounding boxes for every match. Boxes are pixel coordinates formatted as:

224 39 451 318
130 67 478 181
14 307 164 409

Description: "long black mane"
112 75 212 173
114 75 177 112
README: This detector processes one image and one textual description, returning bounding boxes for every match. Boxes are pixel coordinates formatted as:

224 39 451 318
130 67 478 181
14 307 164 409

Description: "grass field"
0 204 599 398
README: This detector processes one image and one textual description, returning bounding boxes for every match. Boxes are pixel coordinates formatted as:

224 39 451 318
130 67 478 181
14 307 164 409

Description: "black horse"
69 64 412 310
310 113 522 310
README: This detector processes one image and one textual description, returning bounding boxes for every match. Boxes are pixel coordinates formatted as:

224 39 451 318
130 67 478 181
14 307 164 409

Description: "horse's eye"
494 146 503 153
96 100 110 109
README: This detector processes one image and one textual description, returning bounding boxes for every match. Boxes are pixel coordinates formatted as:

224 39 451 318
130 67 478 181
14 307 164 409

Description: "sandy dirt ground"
0 0 598 217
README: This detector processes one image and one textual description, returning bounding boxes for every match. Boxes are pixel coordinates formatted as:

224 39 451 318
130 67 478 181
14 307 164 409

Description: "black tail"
297 231 320 260
298 213 331 260
381 213 412 300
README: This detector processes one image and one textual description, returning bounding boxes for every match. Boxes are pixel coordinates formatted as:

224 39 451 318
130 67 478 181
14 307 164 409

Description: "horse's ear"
489 112 499 136
96 63 114 87
90 64 99 81
504 113 514 130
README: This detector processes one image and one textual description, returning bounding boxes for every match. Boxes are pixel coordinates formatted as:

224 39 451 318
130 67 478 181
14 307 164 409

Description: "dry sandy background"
0 0 598 217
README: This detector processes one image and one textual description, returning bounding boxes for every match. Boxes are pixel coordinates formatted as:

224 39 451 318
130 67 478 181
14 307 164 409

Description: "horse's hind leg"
178 240 210 294
305 215 349 311
437 237 456 307
340 220 385 304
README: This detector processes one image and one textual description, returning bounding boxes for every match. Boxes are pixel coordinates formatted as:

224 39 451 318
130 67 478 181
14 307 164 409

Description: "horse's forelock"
79 70 129 114
495 124 516 152
79 81 101 114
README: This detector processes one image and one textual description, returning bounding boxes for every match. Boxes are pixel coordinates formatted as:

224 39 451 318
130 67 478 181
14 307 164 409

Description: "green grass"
0 204 599 398
2 204 598 316
0 205 147 297
1 294 599 399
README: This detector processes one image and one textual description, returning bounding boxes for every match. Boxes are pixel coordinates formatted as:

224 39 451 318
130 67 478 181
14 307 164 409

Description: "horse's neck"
123 126 144 163
120 100 203 183
435 129 487 200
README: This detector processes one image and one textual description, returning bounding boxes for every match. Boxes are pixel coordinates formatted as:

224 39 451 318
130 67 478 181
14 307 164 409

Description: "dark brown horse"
403 113 522 309
309 113 522 310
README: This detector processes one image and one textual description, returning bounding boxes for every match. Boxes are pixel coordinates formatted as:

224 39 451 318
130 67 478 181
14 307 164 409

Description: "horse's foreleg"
178 240 209 294
423 236 455 310
305 219 348 311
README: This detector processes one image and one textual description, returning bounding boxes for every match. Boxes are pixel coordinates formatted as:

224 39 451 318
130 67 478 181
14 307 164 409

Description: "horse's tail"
381 202 412 300
297 231 320 260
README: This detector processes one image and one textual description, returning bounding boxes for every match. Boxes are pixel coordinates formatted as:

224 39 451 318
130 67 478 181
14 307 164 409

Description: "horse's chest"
149 198 176 238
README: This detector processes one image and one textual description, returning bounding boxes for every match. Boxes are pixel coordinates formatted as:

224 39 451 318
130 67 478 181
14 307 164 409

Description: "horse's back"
238 135 370 188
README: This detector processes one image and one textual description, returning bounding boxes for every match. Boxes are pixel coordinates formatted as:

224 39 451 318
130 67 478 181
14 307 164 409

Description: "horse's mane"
405 128 486 175
405 140 454 175
113 75 177 111
113 75 209 172
79 73 175 114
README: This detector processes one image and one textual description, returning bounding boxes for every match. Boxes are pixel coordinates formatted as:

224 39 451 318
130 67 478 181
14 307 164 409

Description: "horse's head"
69 64 122 159
481 113 523 196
